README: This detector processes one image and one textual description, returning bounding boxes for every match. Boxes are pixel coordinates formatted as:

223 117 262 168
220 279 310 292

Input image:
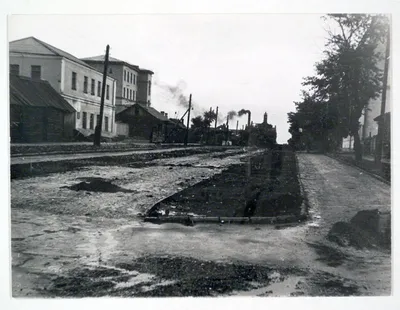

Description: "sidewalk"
330 152 390 183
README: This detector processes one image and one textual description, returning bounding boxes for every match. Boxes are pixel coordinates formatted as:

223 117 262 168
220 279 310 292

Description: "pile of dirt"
64 179 134 193
327 209 391 250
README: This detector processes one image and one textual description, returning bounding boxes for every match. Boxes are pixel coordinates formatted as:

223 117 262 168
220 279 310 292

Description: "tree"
191 110 218 144
290 14 389 160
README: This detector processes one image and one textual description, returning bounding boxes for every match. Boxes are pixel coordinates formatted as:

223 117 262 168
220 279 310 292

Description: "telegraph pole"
376 28 390 165
214 106 218 129
184 94 192 146
94 45 110 146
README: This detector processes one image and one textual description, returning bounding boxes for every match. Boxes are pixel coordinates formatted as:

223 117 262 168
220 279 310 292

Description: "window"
130 89 132 100
90 114 94 129
130 72 133 84
133 75 136 85
31 65 41 80
105 116 109 132
83 76 88 93
106 84 110 100
133 90 135 101
123 87 126 98
72 72 77 90
10 64 19 75
97 81 101 97
124 70 126 81
91 79 95 95
82 112 87 129
76 112 80 119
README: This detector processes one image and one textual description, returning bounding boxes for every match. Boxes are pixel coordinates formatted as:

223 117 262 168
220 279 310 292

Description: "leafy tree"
289 14 389 160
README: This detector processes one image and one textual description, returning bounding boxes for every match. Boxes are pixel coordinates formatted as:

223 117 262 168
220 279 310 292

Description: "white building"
9 37 117 138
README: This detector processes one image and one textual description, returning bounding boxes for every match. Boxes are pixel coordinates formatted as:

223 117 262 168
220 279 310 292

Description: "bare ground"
11 151 391 297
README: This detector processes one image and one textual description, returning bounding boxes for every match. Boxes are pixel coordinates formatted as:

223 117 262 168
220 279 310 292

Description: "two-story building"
9 37 117 139
81 55 154 137
81 56 154 107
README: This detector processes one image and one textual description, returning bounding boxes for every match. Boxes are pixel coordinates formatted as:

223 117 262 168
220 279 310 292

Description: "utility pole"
184 94 192 146
94 45 110 146
214 106 218 129
376 27 390 165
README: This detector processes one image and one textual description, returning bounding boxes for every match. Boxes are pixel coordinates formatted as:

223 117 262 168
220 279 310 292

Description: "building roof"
82 55 154 74
116 103 168 121
168 118 186 129
145 106 169 121
10 75 75 112
82 55 141 72
10 37 97 71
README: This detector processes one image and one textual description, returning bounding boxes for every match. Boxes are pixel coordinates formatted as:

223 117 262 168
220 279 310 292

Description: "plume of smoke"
227 110 237 120
155 79 190 108
238 109 250 117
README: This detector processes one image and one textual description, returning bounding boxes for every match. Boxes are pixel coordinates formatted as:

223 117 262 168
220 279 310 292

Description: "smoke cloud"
227 110 237 120
155 79 190 108
238 109 250 117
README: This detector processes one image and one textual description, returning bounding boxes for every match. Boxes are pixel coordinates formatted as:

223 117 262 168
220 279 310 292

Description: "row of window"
72 72 110 100
78 111 110 132
124 69 136 85
10 64 41 80
123 87 135 101
9 64 150 101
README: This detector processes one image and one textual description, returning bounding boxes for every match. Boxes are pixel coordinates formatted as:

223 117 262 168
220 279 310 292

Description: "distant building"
116 104 173 142
10 75 75 143
81 56 154 107
9 37 117 139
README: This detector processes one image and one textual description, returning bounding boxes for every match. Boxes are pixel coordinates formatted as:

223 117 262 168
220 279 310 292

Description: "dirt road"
11 152 391 297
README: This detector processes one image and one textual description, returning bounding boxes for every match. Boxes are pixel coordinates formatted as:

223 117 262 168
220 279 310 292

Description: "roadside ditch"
10 147 239 179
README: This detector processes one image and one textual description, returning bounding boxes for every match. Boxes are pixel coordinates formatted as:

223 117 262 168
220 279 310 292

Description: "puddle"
229 272 305 297
114 273 155 289
141 280 177 292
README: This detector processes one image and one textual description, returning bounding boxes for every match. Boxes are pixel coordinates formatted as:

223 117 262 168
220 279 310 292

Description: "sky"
8 14 328 143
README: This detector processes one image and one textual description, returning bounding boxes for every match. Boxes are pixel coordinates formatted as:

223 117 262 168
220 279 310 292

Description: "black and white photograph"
4 2 396 306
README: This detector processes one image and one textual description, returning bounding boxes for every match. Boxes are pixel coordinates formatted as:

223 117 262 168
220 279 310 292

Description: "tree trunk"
353 130 362 162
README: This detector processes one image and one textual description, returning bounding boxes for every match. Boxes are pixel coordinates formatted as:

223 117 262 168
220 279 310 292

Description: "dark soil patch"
45 267 122 297
115 256 273 297
63 180 134 193
309 272 359 296
307 242 349 267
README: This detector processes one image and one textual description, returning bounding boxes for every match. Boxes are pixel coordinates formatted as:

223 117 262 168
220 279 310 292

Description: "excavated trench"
145 145 306 225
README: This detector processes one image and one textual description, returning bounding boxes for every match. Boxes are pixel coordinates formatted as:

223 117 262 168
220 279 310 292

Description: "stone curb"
144 214 308 225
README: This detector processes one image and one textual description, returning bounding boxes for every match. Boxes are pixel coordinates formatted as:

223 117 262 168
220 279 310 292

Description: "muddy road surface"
11 150 391 297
